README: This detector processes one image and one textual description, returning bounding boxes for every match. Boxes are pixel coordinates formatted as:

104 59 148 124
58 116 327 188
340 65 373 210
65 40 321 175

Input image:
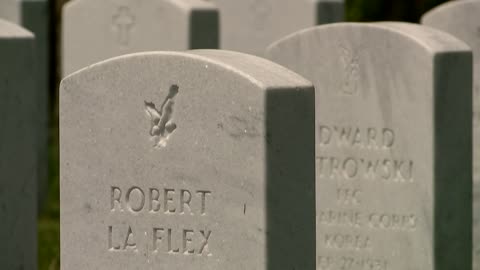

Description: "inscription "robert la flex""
108 186 214 256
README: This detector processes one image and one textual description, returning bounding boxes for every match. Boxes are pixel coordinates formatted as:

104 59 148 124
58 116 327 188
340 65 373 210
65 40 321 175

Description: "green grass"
38 218 60 270
38 124 60 270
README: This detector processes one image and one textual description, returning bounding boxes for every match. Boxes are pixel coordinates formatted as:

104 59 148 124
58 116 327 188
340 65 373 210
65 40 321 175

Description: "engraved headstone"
0 0 51 205
421 2 480 266
62 0 219 76
60 50 315 269
0 19 37 270
267 22 472 270
208 0 344 56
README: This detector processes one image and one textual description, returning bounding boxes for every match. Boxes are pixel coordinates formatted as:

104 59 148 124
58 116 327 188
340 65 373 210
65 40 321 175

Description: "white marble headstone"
0 18 37 270
208 0 344 56
62 0 219 76
60 50 316 269
0 0 21 23
421 2 480 266
267 22 472 270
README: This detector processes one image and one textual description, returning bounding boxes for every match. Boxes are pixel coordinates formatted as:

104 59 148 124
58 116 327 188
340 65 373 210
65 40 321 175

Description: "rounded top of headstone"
422 0 480 22
62 50 313 89
174 0 218 10
267 22 470 55
0 18 33 38
64 0 216 12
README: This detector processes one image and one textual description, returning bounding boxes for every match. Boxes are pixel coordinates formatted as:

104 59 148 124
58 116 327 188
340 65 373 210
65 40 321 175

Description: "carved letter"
316 157 330 179
199 230 212 255
111 186 122 211
126 186 145 213
152 228 164 252
182 229 195 254
367 128 377 149
335 126 352 146
149 188 161 212
318 125 332 146
197 191 211 215
382 128 395 148
108 226 121 251
352 128 362 147
180 189 192 215
168 228 179 254
123 226 137 250
342 157 358 179
395 160 414 182
164 189 176 214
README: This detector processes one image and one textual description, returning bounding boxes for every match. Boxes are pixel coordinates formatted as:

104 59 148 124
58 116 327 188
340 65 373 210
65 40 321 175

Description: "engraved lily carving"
144 85 179 148
340 46 360 95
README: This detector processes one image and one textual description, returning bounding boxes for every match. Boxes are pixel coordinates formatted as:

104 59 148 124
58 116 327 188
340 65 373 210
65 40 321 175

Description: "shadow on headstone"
422 2 480 267
266 89 316 270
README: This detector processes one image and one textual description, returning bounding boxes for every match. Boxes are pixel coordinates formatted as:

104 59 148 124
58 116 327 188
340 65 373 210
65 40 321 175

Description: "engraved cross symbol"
112 6 135 46
251 0 272 30
145 85 179 148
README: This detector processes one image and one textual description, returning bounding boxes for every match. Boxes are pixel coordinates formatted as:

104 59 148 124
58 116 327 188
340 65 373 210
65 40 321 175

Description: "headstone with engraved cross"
0 0 51 206
62 0 219 76
267 22 472 270
60 50 316 269
421 2 480 267
207 0 344 56
112 6 135 47
0 18 38 270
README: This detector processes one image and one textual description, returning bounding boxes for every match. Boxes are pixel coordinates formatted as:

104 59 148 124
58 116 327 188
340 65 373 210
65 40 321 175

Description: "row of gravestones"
1 0 480 269
61 0 345 75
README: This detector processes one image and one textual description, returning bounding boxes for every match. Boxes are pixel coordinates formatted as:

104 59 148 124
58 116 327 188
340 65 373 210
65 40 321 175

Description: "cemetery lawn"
38 128 60 270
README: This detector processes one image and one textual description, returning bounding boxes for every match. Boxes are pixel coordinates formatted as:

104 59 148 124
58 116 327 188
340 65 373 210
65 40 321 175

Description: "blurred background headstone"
0 18 38 270
62 0 218 76
0 0 51 208
208 0 344 56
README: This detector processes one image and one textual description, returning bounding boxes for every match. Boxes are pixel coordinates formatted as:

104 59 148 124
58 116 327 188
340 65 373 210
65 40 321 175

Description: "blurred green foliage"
346 0 450 22
39 126 60 270
38 0 452 269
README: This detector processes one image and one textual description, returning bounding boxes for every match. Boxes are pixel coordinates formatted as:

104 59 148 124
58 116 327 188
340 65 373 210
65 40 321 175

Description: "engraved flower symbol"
144 85 179 148
340 46 360 96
